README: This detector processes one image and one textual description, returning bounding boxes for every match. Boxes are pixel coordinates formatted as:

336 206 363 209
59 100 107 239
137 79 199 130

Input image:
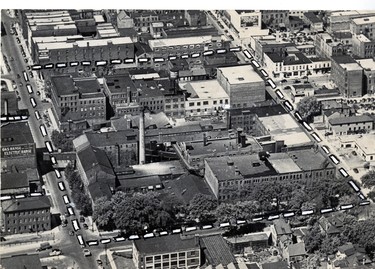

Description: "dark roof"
1 121 34 147
85 130 138 147
332 55 358 64
262 261 289 269
247 263 261 269
134 80 165 99
118 175 162 189
265 52 283 63
200 235 237 267
338 243 356 256
273 219 292 235
51 75 76 96
164 26 218 38
1 172 29 190
288 242 307 257
228 103 286 117
134 234 199 254
73 77 101 94
304 12 322 24
287 149 333 171
283 52 312 65
118 27 138 38
88 181 113 202
332 31 353 39
0 254 42 269
329 115 373 125
104 74 136 94
1 91 19 115
135 42 152 57
77 146 115 176
2 196 51 213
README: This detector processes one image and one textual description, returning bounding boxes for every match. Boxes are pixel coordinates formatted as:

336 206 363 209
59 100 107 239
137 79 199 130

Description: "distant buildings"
1 196 51 234
350 16 375 41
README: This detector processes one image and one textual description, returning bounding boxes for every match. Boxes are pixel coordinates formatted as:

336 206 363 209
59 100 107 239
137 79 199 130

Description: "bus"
30 97 37 108
283 212 295 218
86 240 99 246
58 181 66 191
301 209 314 216
185 226 197 232
283 100 294 111
62 195 70 204
311 132 322 142
23 71 29 82
338 168 349 178
243 49 252 59
76 234 85 246
45 141 53 153
260 69 268 77
50 156 57 165
294 111 303 121
143 233 155 239
55 169 61 178
266 78 276 89
275 89 284 99
251 59 260 68
153 57 165 63
72 219 80 231
100 238 111 244
348 180 360 192
34 111 41 120
302 121 312 131
67 206 75 216
329 154 340 165
219 222 230 228
39 125 47 137
26 84 33 94
128 235 140 240
191 53 200 58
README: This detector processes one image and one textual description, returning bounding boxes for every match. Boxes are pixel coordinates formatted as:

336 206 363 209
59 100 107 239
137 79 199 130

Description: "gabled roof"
273 219 292 235
1 172 29 190
2 196 51 213
77 146 115 177
201 235 237 267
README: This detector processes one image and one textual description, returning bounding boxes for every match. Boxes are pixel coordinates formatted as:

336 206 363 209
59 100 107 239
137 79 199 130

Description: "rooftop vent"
238 77 244 81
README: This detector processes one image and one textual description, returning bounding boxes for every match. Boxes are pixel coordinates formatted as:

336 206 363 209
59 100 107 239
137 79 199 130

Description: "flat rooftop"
184 80 228 100
134 234 198 254
357 58 375 70
104 74 136 94
355 134 375 154
186 137 249 156
259 114 312 146
329 115 373 125
32 35 83 44
226 232 269 244
205 154 277 182
287 149 333 171
123 161 185 179
148 35 213 49
340 63 363 71
218 65 264 84
268 153 302 173
1 121 34 147
352 16 375 25
356 33 371 42
37 36 132 51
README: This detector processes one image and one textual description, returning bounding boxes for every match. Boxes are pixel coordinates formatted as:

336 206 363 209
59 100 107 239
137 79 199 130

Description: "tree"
320 236 345 255
304 223 323 253
361 170 375 188
50 130 73 152
368 190 375 203
64 163 75 179
296 96 321 121
93 196 114 229
215 203 236 222
187 194 217 223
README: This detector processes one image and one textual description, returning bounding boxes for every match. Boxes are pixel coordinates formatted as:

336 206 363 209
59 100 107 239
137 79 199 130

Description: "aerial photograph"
1 4 375 269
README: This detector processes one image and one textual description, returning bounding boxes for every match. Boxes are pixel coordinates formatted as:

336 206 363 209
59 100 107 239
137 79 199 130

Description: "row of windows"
189 99 228 107
165 97 185 103
7 216 48 224
165 104 184 109
7 210 48 217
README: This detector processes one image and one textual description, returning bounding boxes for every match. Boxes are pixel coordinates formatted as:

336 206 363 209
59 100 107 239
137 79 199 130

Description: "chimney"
203 133 208 146
240 133 246 148
237 128 243 144
234 166 240 176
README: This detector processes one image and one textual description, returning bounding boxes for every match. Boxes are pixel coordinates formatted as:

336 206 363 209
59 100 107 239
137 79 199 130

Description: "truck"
36 242 52 252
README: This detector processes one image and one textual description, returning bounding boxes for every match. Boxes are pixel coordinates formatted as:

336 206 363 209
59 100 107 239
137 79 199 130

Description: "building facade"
1 196 51 235
328 115 374 136
217 65 265 109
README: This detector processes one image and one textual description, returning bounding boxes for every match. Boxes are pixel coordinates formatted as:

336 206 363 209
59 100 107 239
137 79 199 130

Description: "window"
203 101 209 105
189 102 194 107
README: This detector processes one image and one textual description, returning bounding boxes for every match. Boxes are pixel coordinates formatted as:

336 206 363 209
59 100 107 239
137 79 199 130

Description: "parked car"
49 249 62 256
83 223 89 230
83 249 91 257
79 216 85 223
36 242 52 252
353 168 359 173
281 79 288 83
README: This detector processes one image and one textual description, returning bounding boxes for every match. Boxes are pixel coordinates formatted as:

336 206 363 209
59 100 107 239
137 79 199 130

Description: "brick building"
1 196 51 234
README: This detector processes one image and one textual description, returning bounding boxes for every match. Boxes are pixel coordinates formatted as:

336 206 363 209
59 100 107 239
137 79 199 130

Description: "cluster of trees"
64 163 92 216
304 215 375 258
296 96 322 122
51 130 73 152
361 170 375 202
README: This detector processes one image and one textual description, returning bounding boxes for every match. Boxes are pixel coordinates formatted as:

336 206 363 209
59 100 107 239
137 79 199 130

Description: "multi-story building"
261 10 289 28
128 10 159 32
133 234 201 269
314 33 347 59
223 10 268 38
331 55 364 97
163 91 186 118
1 172 30 197
351 34 375 58
204 149 335 200
1 122 36 171
148 35 226 59
34 36 134 70
184 10 207 27
102 74 138 117
327 10 375 33
181 80 229 118
302 12 324 32
50 75 107 130
134 80 165 114
253 38 293 65
1 196 51 234
263 49 312 78
328 115 374 136
350 16 375 41
217 65 265 109
357 58 375 95
74 130 138 168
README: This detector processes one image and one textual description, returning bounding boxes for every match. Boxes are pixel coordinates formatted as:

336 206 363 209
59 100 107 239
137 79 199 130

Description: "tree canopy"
296 96 321 121
50 130 73 152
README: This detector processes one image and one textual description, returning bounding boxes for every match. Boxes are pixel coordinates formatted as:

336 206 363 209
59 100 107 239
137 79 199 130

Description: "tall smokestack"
139 111 145 165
